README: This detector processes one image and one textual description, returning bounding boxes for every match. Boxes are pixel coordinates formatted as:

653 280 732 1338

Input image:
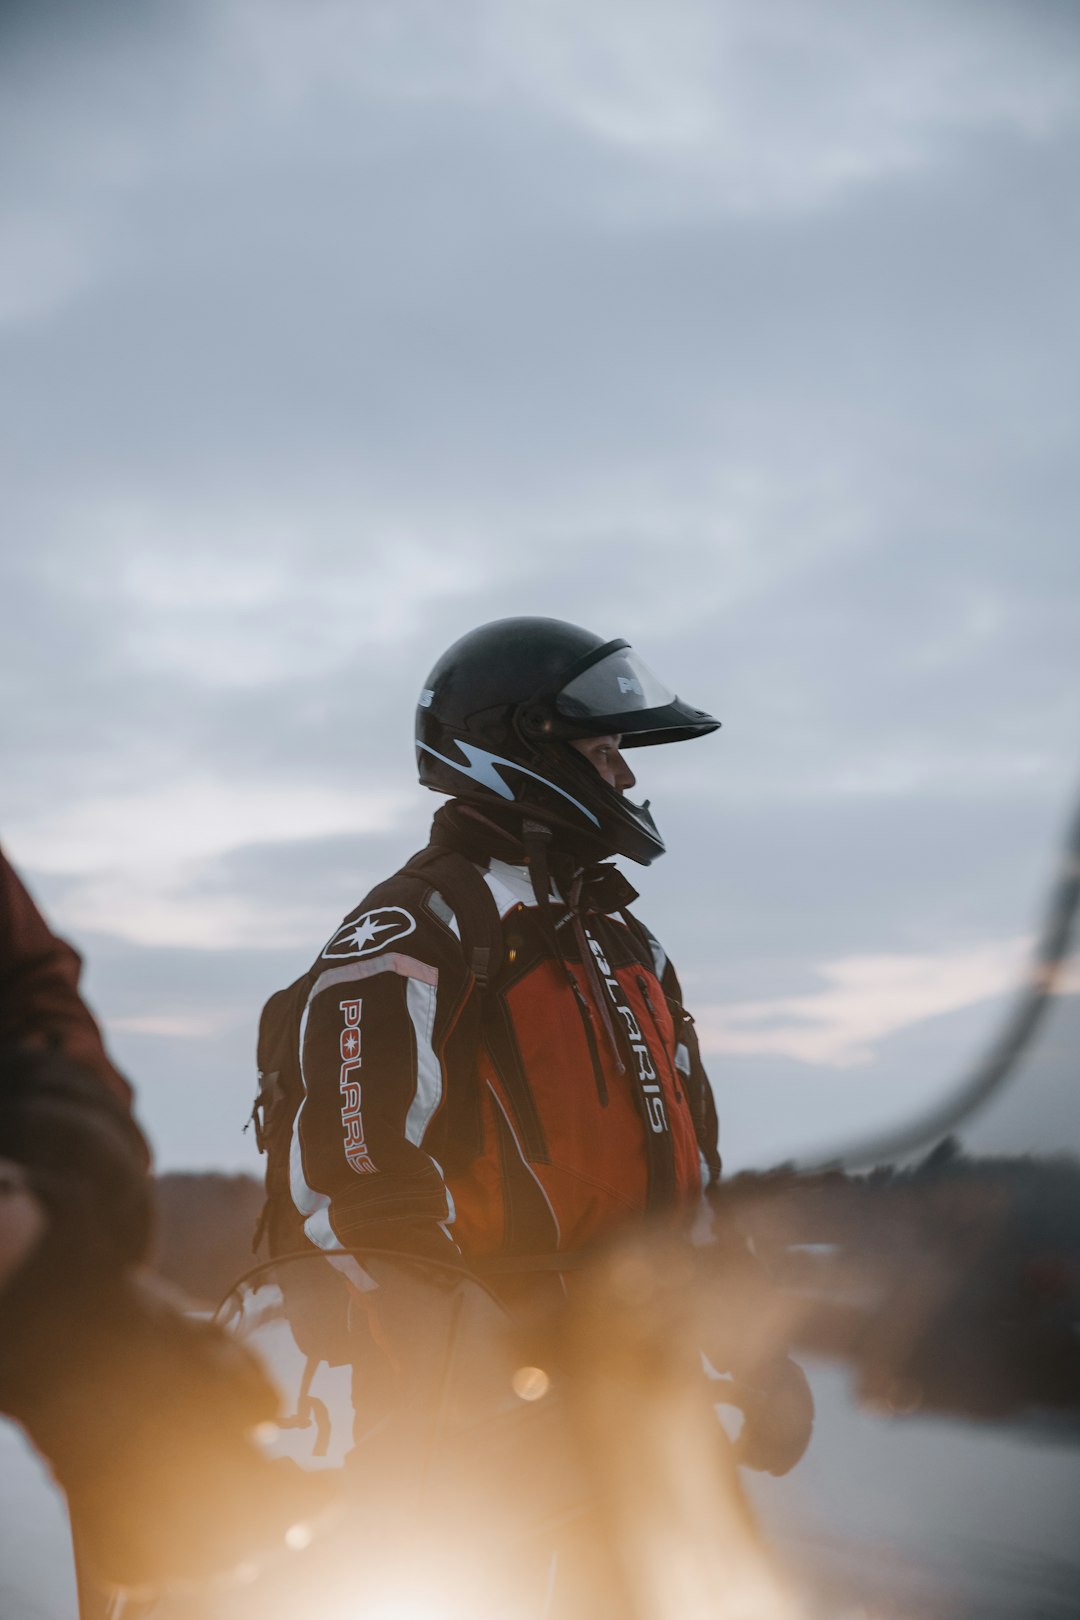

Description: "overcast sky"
2 0 1079 1174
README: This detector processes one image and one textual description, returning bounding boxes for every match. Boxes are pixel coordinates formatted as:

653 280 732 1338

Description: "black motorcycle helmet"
415 617 719 865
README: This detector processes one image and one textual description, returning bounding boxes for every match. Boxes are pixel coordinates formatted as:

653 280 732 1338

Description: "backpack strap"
248 975 309 1255
403 845 505 989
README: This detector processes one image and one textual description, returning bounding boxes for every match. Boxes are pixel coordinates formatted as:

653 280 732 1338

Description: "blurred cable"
794 787 1080 1173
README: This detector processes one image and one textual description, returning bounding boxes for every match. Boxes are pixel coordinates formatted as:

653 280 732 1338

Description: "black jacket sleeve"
286 872 476 1261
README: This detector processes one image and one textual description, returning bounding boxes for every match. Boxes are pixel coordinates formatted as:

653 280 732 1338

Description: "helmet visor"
555 648 675 722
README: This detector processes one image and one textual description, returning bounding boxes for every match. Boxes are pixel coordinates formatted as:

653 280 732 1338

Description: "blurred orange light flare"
511 1364 551 1401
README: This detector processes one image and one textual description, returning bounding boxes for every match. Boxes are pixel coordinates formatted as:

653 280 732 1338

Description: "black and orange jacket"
260 804 720 1267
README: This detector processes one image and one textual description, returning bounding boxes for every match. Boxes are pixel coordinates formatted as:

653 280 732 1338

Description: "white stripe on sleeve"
404 976 443 1148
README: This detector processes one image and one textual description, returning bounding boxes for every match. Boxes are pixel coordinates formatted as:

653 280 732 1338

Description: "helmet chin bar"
417 723 668 866
522 739 667 867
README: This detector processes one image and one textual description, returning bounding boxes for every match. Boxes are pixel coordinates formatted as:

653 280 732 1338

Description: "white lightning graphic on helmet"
416 739 601 826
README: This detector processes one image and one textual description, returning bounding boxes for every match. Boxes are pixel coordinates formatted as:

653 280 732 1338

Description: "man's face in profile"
569 735 635 793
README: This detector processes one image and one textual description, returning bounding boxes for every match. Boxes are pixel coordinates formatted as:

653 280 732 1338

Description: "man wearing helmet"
256 618 723 1269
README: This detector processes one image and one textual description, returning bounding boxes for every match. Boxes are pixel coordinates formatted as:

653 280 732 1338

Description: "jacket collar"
429 800 639 915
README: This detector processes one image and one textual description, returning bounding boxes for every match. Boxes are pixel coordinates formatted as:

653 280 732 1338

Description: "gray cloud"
2 0 1079 1174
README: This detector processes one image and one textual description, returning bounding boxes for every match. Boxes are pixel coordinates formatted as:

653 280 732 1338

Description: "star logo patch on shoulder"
322 906 417 960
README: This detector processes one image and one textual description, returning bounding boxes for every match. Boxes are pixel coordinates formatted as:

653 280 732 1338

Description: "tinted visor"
552 644 720 746
556 648 675 721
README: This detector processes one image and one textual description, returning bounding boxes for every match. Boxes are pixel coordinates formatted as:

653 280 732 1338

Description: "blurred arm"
0 844 135 1111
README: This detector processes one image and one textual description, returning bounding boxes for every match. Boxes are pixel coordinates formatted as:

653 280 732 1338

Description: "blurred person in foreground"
0 846 323 1594
256 618 813 1479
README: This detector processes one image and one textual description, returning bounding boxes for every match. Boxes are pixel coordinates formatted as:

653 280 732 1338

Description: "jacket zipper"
636 975 686 1105
568 971 610 1107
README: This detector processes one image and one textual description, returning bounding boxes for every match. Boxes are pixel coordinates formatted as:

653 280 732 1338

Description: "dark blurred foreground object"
0 1041 332 1592
726 1353 815 1476
0 848 333 1595
0 842 150 1295
0 843 134 1106
0 1210 329 1589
